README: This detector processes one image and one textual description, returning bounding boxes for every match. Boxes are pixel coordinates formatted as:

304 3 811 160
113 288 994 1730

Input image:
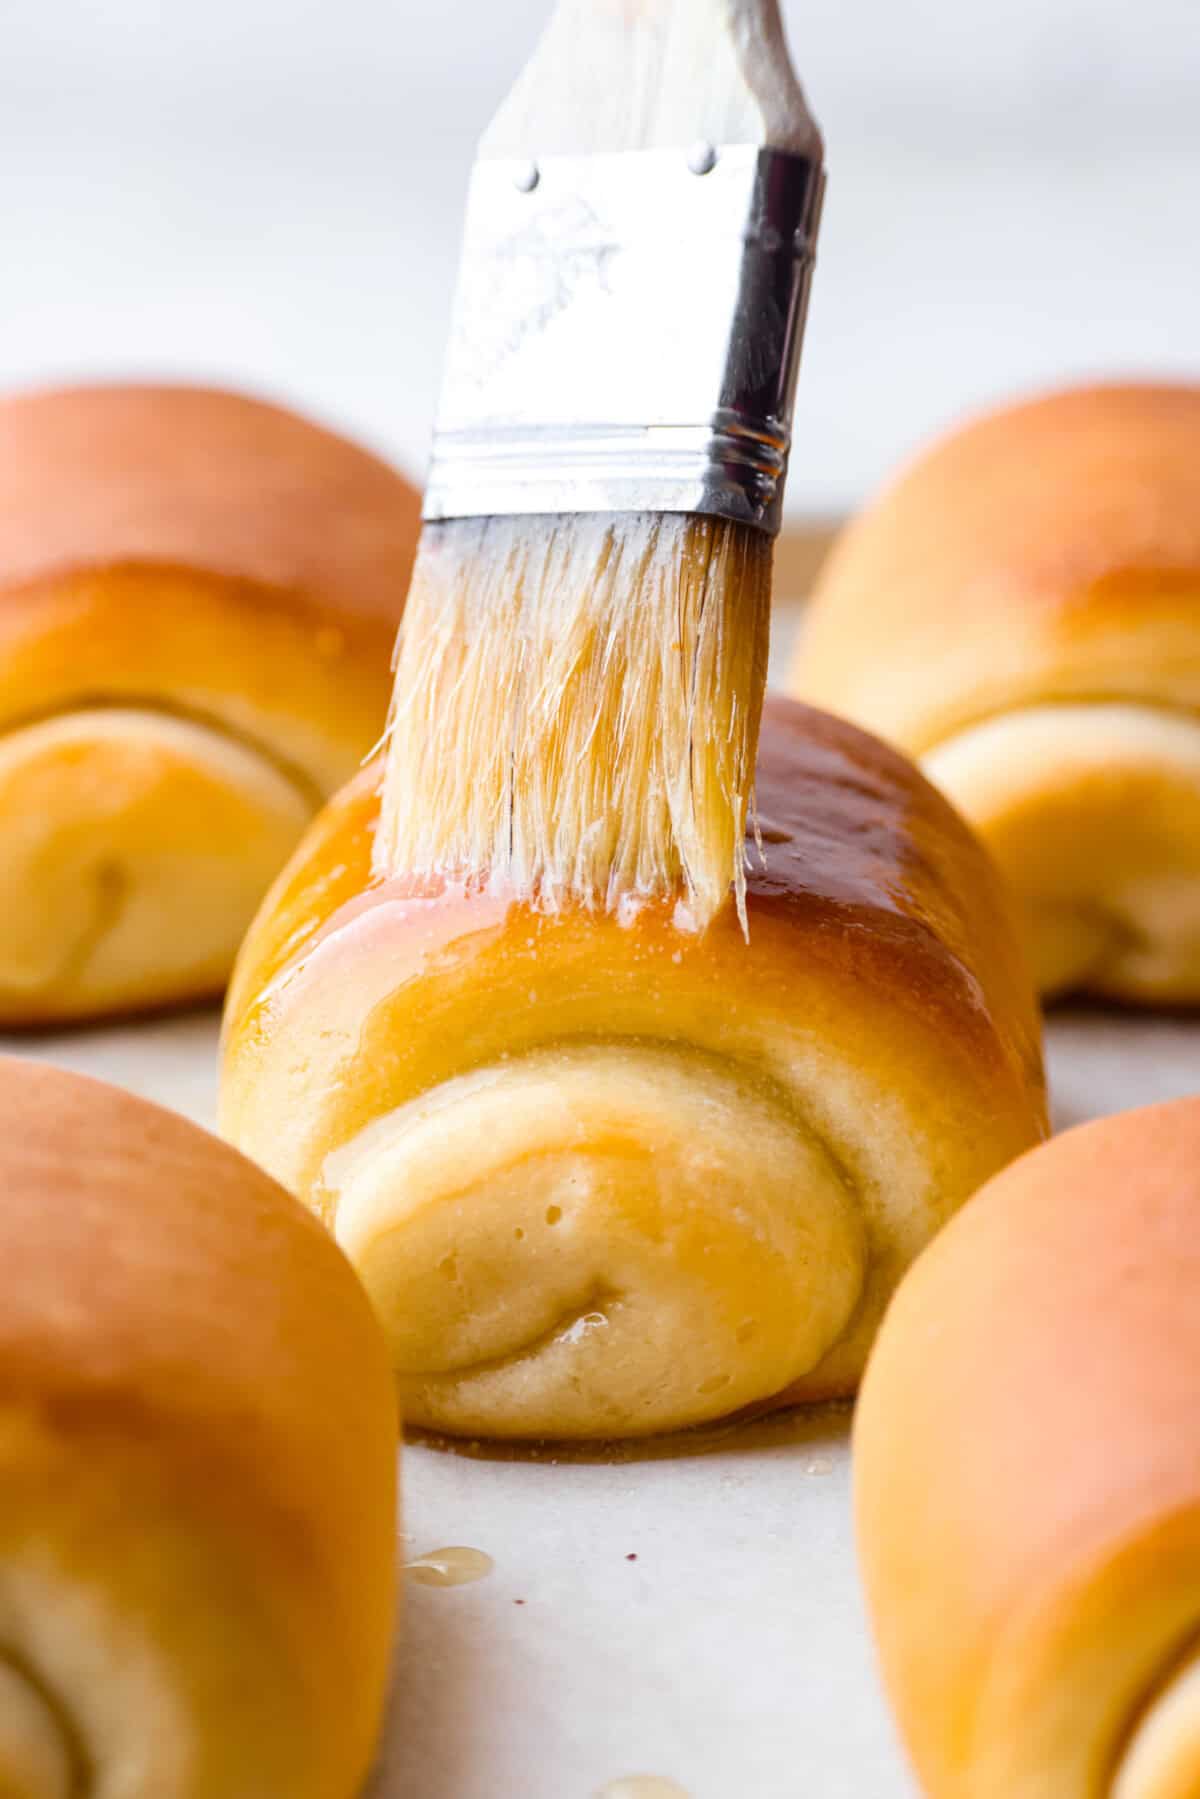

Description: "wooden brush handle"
483 0 820 158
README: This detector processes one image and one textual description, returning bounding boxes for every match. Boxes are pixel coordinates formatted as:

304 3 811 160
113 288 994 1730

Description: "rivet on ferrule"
425 145 825 534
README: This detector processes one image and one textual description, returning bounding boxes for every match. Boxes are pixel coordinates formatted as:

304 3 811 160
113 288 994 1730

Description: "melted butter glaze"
403 1546 494 1588
229 698 1044 1120
221 696 1048 1418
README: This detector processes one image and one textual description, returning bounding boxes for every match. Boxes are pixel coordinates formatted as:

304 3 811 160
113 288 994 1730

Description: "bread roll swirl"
0 1653 75 1796
0 385 418 1023
222 697 1046 1439
0 1059 397 1797
855 1098 1200 1799
330 1044 867 1432
793 382 1200 1000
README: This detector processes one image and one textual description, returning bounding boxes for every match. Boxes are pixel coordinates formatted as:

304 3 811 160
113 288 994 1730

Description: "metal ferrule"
423 144 825 535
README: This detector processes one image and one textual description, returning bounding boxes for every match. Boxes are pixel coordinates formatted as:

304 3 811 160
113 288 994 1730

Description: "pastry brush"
377 0 824 931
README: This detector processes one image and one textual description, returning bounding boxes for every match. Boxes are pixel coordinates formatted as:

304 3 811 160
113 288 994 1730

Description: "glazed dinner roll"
0 382 419 1025
792 381 1200 1003
220 695 1046 1441
855 1097 1200 1799
0 1057 398 1799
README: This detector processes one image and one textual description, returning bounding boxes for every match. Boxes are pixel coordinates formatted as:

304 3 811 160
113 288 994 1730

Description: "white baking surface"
7 1006 1200 1798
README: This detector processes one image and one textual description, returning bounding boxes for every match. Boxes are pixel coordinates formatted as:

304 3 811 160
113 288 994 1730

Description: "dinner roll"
855 1097 1200 1799
0 1057 397 1798
221 696 1046 1440
0 383 418 1024
793 382 1200 1001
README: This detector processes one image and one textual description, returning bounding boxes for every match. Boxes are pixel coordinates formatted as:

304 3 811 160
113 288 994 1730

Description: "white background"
2 0 1199 511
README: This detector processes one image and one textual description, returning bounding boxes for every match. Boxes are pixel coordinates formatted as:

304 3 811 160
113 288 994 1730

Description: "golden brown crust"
792 383 1200 1005
227 696 1044 1117
0 385 420 1025
795 382 1200 752
222 698 1046 1434
0 382 420 623
855 1098 1200 1798
0 383 421 787
0 563 391 797
0 1057 397 1796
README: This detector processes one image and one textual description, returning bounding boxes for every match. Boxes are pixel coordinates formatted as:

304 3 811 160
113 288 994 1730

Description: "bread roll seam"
0 1644 91 1797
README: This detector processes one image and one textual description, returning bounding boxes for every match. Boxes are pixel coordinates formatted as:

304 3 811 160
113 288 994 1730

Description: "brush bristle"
375 511 771 932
